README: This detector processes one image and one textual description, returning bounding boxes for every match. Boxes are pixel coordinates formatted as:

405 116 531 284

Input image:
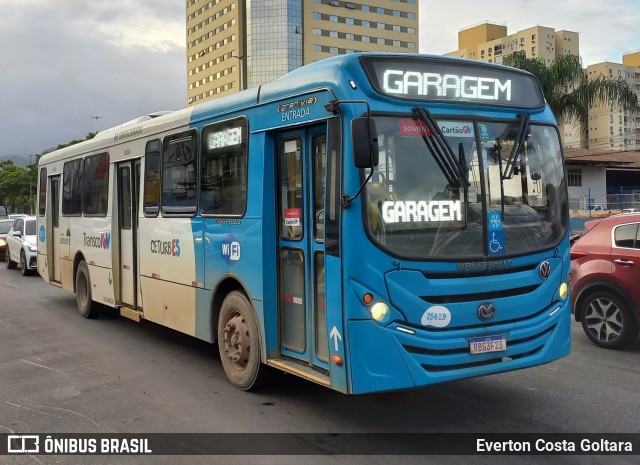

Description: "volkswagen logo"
477 303 496 321
539 261 551 280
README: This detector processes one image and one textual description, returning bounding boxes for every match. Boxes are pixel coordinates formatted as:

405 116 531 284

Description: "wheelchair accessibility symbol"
488 230 505 255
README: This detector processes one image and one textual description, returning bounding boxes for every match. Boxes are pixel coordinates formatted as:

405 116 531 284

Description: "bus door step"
120 306 143 322
267 359 331 387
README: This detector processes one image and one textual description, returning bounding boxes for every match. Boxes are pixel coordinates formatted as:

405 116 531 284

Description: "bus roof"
39 53 545 165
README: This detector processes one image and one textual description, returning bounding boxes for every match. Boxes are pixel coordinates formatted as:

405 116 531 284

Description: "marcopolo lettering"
382 69 512 101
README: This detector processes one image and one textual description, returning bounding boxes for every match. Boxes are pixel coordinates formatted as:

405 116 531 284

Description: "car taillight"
570 250 589 260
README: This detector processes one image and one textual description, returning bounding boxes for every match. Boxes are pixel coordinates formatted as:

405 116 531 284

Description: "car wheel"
20 250 31 276
217 291 269 391
6 247 16 269
580 290 638 349
75 260 102 319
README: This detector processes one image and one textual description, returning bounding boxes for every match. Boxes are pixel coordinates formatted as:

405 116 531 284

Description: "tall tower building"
186 0 419 105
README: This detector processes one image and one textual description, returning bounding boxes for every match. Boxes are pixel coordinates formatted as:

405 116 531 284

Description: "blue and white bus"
37 53 570 394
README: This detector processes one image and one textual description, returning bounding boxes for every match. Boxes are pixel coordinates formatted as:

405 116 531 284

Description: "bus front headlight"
558 282 568 300
370 302 391 323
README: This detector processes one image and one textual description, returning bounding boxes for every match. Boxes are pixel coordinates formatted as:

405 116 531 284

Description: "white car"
5 216 38 276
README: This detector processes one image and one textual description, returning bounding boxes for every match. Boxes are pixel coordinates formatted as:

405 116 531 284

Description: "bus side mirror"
352 117 378 168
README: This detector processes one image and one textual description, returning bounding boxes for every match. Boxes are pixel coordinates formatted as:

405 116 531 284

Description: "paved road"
1 266 639 465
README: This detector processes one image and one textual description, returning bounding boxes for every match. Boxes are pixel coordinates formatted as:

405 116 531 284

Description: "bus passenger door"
276 126 329 371
116 161 139 309
48 176 61 283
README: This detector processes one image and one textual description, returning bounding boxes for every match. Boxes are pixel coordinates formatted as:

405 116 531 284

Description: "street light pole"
232 53 245 91
90 115 102 133
29 154 33 214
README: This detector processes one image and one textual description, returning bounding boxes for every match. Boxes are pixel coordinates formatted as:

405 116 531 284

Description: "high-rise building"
585 54 640 151
186 0 419 105
446 22 581 148
446 22 579 66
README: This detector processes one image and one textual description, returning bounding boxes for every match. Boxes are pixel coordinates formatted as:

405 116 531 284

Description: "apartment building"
586 52 640 152
446 22 579 66
446 22 581 147
186 0 419 105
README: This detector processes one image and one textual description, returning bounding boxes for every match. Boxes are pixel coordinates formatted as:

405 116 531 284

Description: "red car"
571 213 640 349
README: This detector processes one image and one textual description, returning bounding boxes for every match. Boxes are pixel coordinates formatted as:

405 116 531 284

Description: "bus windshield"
365 115 567 260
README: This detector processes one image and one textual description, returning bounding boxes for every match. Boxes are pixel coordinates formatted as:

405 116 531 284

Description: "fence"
569 187 640 217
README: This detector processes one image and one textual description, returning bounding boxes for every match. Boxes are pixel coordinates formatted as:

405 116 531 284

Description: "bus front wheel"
75 261 102 319
217 291 268 391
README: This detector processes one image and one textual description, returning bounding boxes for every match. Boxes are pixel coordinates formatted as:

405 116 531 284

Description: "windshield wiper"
501 113 530 180
412 107 470 188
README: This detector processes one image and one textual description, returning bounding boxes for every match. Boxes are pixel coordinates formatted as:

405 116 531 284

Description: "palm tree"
503 51 638 132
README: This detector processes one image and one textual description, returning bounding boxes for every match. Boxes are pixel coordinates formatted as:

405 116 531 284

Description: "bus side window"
38 167 47 216
144 139 161 217
200 117 248 216
161 131 198 216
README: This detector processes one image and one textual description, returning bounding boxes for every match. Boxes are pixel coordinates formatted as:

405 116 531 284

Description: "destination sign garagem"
360 56 544 108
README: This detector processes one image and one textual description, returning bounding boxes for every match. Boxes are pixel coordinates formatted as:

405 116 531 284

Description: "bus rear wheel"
75 260 102 319
217 291 268 391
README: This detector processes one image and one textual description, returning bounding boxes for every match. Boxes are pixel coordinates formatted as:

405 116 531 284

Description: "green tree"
0 132 95 216
503 52 638 132
0 160 29 214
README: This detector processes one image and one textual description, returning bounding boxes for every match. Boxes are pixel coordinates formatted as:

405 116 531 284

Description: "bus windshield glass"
364 115 567 259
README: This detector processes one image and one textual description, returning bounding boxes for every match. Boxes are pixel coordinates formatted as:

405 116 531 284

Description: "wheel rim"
222 311 251 371
584 297 623 343
20 254 25 272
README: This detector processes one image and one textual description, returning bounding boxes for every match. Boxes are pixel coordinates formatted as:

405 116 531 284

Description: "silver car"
5 216 38 276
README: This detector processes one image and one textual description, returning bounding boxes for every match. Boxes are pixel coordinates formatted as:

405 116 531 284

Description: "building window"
567 169 582 187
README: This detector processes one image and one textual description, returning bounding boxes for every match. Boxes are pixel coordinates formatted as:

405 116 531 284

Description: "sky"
1 0 639 158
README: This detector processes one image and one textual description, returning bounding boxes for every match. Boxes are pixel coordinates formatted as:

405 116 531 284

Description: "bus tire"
217 291 268 391
75 260 102 319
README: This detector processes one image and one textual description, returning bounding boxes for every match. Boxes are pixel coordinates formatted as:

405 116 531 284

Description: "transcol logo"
83 231 111 250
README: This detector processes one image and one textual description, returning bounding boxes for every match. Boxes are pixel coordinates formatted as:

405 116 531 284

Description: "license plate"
469 335 507 355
